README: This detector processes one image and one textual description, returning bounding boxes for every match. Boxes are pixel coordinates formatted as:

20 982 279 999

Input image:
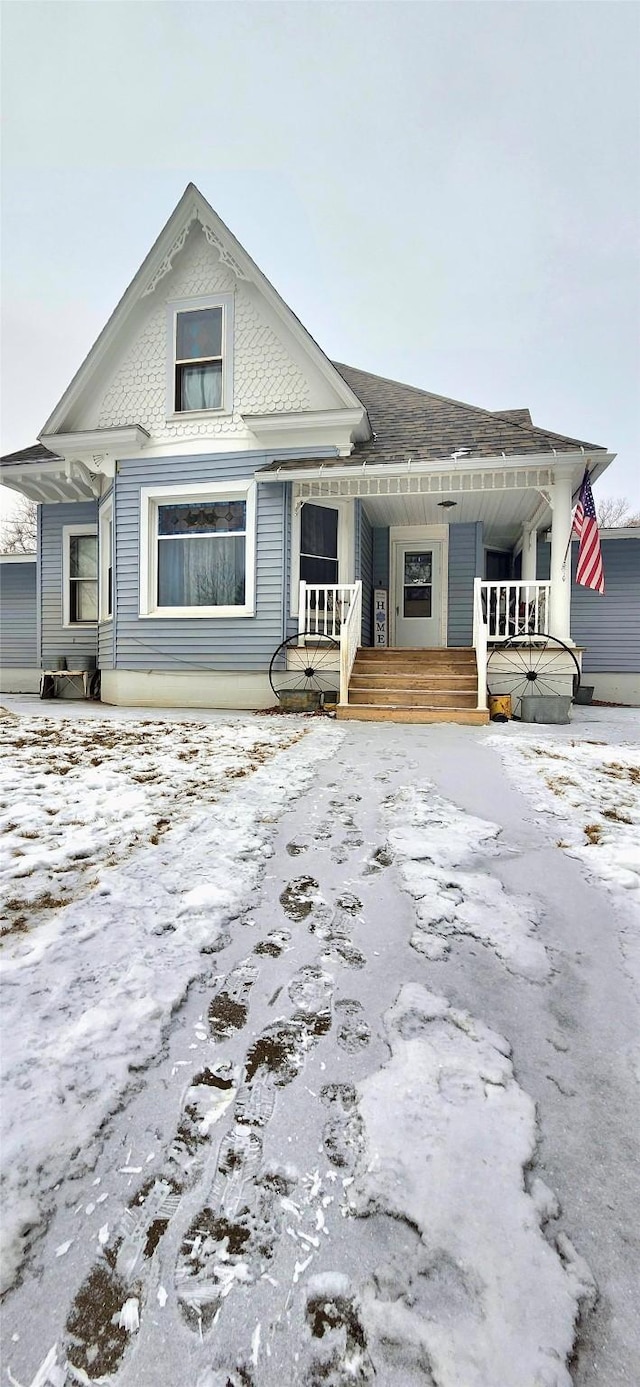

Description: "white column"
521 524 537 581
548 474 573 642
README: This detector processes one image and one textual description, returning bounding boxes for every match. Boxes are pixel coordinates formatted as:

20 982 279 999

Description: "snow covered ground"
1 699 638 1387
488 716 640 899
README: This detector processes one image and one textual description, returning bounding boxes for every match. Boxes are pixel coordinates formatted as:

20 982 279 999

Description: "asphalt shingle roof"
259 363 606 472
1 444 61 465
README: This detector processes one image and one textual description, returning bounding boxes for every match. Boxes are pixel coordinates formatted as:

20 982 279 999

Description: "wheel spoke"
310 642 339 669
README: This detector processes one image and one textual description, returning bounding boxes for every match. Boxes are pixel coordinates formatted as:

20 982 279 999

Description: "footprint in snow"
253 928 291 957
208 957 258 1039
280 876 320 922
175 1135 295 1334
304 1273 374 1385
336 999 371 1053
320 1083 365 1172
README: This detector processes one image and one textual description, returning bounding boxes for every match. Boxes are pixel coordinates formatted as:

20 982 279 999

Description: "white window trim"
99 498 114 622
290 497 355 618
165 293 234 420
62 523 98 629
139 479 257 619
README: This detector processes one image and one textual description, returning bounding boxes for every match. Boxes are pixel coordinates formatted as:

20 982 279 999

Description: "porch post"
548 474 573 643
521 524 537 581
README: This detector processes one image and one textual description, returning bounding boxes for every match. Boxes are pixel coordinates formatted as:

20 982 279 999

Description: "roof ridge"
332 361 602 453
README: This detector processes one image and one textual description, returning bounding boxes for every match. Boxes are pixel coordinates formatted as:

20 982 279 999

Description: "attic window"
168 294 234 417
175 307 223 411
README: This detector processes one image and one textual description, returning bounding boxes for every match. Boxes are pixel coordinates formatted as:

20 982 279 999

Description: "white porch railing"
297 581 362 705
480 581 552 641
474 579 553 710
298 581 361 640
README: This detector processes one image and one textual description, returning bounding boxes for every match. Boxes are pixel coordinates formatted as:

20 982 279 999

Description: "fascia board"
243 409 365 432
39 426 149 455
40 184 368 436
256 451 614 484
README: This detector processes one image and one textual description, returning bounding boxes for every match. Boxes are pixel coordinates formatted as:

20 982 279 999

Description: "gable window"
175 308 222 411
140 481 256 618
167 294 234 417
63 525 98 626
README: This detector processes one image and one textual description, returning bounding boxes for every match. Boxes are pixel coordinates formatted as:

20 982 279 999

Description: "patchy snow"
489 726 640 898
0 708 341 1296
0 710 304 939
383 784 550 980
355 983 594 1387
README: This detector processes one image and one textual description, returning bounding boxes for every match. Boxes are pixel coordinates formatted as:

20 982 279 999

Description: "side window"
67 533 98 623
300 504 339 585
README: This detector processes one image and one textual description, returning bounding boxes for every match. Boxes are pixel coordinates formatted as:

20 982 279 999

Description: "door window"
403 550 432 619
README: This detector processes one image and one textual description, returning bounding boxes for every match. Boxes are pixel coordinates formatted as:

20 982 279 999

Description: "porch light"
437 499 458 509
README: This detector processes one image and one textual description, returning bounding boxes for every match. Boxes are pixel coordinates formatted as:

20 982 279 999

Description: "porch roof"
257 362 608 473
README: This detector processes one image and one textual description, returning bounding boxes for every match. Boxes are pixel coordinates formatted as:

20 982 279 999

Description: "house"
0 183 626 720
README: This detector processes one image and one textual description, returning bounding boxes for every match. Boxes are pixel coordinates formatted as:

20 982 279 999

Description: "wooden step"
352 669 476 683
350 672 477 689
337 705 489 725
348 688 478 708
356 647 474 660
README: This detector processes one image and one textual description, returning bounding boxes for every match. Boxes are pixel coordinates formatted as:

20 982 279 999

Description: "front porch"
283 459 584 722
292 574 579 723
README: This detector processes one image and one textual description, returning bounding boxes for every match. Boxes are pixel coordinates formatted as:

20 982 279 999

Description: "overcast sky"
1 0 638 516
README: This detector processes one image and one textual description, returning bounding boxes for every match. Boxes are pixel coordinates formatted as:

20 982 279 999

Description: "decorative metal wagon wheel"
269 631 339 706
487 633 581 709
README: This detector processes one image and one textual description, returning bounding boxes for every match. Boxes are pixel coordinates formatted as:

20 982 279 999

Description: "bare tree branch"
596 495 640 528
0 496 38 553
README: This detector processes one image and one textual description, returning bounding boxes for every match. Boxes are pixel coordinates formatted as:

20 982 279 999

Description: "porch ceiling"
359 489 551 549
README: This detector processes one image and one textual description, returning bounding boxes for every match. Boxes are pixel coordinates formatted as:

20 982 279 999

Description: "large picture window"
139 481 256 618
63 525 98 627
157 501 246 608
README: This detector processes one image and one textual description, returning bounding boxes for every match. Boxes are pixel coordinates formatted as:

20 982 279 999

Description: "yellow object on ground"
489 694 512 720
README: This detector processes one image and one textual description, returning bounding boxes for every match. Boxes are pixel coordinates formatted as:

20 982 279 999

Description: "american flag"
573 470 605 593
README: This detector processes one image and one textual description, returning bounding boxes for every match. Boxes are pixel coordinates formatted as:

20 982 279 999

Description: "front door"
393 538 445 647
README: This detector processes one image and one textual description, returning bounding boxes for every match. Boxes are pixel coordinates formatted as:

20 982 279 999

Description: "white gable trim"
40 185 369 442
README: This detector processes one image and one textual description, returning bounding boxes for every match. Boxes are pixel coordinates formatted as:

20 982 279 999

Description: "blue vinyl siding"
447 522 483 646
40 501 99 669
538 536 640 673
372 527 390 588
98 488 115 670
0 560 37 668
114 451 286 671
359 505 373 645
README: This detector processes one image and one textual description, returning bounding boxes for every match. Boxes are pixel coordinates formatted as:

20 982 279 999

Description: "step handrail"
473 578 488 711
339 581 362 705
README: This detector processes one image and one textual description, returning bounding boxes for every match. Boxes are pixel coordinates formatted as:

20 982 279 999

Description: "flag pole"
563 467 588 572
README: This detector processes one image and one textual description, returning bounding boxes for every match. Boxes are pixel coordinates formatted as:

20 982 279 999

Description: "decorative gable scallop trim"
142 207 250 297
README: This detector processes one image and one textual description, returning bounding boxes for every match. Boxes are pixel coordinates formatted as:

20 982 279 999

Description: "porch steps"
337 647 489 725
